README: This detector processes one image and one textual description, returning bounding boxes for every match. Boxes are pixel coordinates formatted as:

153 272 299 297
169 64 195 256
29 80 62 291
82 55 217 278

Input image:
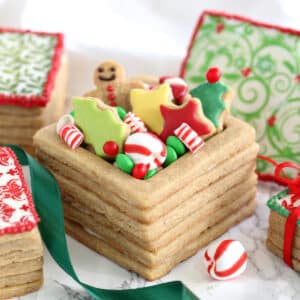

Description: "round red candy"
103 141 119 156
206 67 221 83
132 163 150 179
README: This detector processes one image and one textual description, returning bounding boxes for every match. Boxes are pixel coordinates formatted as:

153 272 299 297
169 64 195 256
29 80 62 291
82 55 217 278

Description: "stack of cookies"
0 28 67 155
0 147 43 299
34 116 258 280
267 190 300 270
1 229 43 299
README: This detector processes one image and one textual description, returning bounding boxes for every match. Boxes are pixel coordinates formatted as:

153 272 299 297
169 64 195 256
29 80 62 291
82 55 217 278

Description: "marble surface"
13 181 300 300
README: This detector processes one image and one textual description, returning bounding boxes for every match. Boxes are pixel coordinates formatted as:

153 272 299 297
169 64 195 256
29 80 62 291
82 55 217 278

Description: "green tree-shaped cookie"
190 82 228 128
72 97 129 158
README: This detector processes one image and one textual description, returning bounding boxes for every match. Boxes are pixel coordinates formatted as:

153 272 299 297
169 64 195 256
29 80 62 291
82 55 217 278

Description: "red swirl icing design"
0 147 39 235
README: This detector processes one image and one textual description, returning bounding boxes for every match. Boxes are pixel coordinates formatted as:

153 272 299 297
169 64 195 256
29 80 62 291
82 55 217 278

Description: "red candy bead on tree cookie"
206 67 221 83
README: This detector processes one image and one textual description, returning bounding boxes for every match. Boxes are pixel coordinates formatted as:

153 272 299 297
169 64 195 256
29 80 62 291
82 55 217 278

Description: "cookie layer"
65 198 256 281
64 187 256 267
0 270 42 289
0 277 43 300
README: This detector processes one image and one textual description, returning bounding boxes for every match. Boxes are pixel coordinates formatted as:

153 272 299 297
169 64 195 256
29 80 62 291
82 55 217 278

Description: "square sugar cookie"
0 147 43 299
0 28 67 155
181 11 300 179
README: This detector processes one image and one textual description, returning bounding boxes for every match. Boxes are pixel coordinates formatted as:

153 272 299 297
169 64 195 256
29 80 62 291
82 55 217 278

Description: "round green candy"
166 136 186 156
116 154 134 174
70 110 75 117
116 106 127 121
163 145 178 167
144 169 157 180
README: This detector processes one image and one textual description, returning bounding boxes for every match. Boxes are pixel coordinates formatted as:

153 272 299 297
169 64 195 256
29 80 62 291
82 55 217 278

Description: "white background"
1 0 300 97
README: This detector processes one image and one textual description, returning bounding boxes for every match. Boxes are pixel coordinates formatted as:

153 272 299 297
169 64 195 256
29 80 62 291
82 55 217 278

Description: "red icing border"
0 28 64 108
180 11 300 183
0 147 40 235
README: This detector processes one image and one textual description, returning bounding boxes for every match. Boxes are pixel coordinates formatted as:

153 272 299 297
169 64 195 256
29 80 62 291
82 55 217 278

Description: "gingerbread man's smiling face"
94 61 126 88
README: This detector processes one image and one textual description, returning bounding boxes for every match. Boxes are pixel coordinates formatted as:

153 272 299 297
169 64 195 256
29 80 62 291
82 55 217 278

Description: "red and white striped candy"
124 112 147 133
124 132 166 170
174 123 204 153
204 240 248 281
56 114 75 134
159 76 188 105
59 124 84 150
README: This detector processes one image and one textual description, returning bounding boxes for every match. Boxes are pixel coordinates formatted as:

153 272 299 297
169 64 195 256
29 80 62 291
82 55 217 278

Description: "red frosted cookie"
159 98 216 141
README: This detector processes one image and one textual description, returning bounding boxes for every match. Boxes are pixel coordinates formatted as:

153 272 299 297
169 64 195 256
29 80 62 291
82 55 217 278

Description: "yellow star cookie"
130 83 171 134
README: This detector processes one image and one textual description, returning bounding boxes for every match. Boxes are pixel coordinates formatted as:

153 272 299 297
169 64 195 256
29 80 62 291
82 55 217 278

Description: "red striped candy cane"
124 112 147 133
59 124 84 150
174 122 204 153
56 114 74 134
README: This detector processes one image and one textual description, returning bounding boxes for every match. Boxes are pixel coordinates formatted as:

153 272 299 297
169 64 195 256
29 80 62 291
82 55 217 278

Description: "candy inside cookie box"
52 62 236 179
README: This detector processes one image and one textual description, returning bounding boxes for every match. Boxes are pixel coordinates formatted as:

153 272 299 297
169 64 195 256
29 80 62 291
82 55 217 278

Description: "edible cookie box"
34 62 259 280
0 147 43 299
0 28 67 155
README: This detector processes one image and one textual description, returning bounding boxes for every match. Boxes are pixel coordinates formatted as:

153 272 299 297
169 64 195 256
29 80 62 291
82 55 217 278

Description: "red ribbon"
274 162 300 202
283 206 300 267
258 155 300 268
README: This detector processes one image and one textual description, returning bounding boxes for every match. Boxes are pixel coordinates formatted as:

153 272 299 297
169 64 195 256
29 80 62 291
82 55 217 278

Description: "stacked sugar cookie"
34 61 258 280
0 147 43 299
267 190 300 271
0 28 67 155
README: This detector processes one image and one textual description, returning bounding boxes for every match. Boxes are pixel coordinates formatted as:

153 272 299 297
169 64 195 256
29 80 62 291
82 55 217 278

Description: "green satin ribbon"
7 145 199 300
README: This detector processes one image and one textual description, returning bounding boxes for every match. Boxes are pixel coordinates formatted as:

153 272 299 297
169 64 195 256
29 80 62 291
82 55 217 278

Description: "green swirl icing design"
0 32 57 96
183 14 300 174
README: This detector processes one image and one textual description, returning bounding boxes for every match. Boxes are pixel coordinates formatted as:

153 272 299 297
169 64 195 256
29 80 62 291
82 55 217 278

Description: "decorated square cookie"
0 147 39 234
0 147 43 299
181 11 300 178
0 28 63 107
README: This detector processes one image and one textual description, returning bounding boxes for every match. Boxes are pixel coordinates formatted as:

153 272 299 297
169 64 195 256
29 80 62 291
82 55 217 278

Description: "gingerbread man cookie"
84 60 145 111
72 97 130 159
190 67 234 131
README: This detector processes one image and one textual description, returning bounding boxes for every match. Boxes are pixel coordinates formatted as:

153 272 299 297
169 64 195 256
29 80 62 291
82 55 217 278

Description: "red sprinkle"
267 115 276 127
103 141 119 156
206 67 221 83
216 23 225 33
132 163 150 179
241 67 251 77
